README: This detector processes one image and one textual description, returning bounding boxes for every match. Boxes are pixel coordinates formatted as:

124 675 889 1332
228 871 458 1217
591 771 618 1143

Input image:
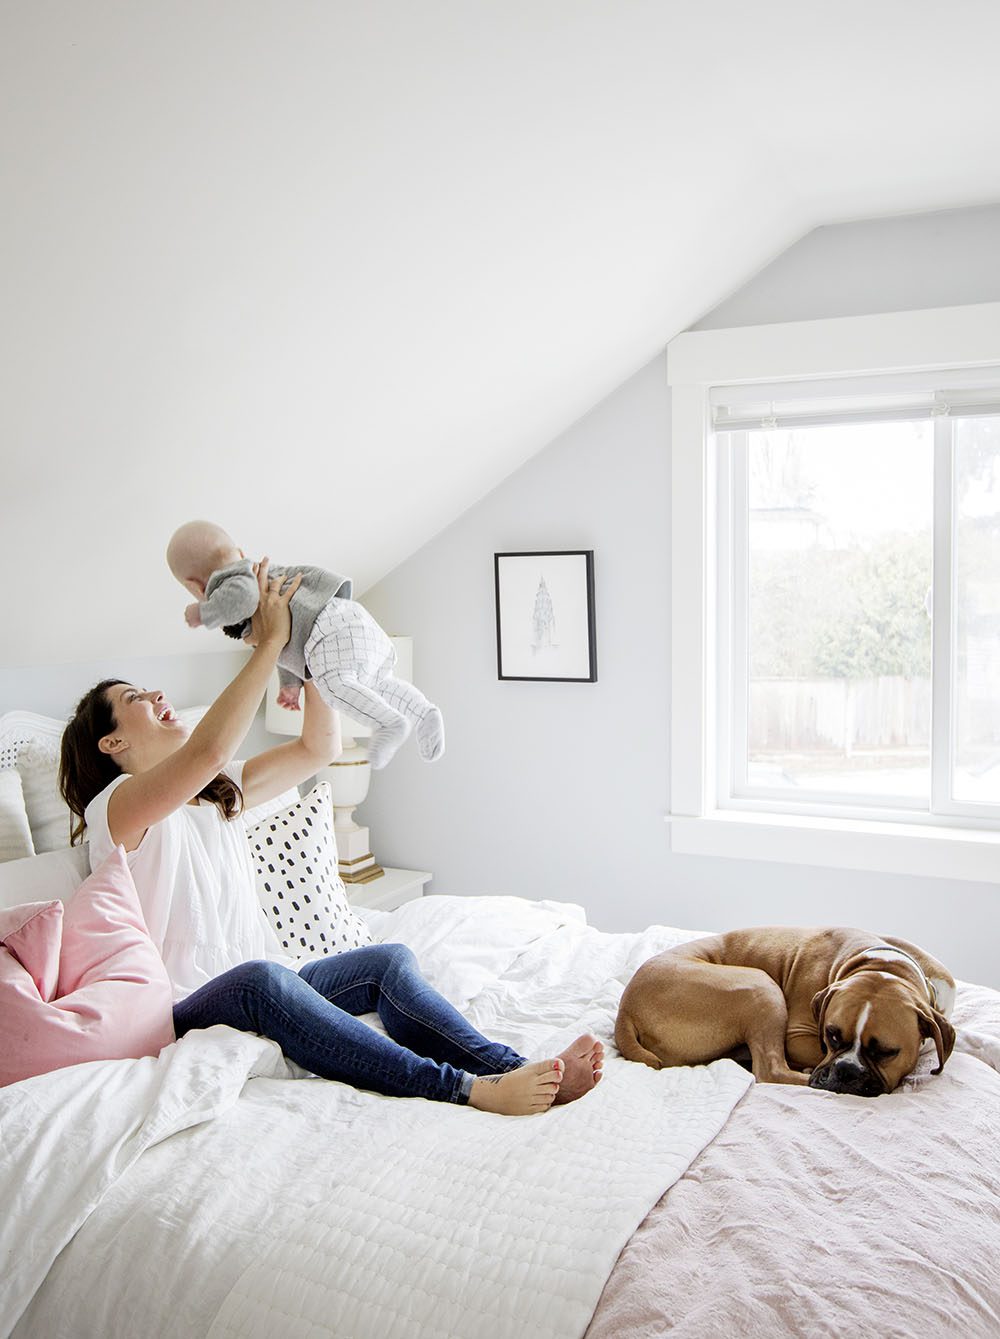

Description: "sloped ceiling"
4 1 1000 665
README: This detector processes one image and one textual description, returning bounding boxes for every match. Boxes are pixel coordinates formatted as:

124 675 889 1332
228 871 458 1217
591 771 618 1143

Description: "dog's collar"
859 945 937 1009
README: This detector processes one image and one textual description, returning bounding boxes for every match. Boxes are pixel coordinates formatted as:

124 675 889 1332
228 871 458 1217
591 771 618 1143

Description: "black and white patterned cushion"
247 781 373 957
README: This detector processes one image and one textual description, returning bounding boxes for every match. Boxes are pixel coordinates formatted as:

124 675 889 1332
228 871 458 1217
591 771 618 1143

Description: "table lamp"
263 637 413 884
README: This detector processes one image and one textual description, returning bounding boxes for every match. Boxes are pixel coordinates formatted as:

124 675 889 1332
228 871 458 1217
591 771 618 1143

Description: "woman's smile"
116 687 184 735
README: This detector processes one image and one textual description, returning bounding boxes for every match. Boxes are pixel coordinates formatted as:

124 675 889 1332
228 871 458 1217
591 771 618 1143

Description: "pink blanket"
586 982 1000 1338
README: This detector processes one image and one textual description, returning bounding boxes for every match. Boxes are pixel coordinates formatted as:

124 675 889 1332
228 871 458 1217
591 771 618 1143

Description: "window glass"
744 421 933 801
953 416 1000 804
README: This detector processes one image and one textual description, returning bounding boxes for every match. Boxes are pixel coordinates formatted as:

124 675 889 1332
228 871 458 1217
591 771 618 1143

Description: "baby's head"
166 521 243 599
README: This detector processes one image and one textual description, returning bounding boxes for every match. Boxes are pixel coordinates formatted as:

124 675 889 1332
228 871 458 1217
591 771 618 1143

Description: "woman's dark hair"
59 679 243 845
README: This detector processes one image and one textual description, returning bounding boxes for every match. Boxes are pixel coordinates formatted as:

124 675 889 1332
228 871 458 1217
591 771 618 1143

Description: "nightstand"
346 868 432 913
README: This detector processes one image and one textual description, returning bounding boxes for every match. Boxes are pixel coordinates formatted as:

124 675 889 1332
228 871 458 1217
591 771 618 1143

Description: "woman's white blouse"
85 763 291 1003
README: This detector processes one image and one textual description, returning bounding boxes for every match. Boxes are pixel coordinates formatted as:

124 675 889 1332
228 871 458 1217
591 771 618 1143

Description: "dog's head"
808 971 955 1096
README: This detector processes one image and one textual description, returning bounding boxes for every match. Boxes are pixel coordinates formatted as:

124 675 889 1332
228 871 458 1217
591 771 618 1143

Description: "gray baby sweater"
199 559 353 690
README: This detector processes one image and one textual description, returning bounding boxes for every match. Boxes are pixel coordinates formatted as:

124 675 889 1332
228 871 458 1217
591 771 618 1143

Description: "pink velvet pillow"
0 845 175 1087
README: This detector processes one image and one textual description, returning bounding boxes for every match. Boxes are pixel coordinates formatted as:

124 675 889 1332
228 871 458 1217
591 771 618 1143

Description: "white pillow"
242 785 302 829
247 781 373 957
0 845 90 913
15 735 73 854
0 771 35 862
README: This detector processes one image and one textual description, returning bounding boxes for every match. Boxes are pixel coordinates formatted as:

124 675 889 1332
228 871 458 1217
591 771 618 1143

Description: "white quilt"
3 896 752 1339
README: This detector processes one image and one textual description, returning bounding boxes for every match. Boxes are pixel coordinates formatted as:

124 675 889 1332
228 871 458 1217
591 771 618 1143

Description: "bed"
2 716 1000 1338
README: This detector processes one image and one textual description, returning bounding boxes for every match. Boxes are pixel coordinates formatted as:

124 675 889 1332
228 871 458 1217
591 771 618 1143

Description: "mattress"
5 894 1000 1339
4 895 746 1339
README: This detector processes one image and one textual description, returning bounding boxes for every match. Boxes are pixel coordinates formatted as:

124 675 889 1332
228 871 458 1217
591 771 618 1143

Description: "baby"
166 520 445 770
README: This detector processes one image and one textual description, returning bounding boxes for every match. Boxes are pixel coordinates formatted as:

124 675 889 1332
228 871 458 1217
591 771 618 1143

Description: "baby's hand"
276 684 302 711
184 603 202 628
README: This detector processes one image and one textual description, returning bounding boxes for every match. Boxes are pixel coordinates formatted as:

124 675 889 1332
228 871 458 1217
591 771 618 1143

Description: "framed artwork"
494 550 597 682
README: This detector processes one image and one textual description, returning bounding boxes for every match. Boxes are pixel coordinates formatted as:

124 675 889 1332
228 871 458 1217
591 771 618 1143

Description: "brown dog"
615 927 956 1096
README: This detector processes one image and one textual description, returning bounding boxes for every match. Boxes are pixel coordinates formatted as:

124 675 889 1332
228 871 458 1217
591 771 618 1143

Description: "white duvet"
2 896 752 1339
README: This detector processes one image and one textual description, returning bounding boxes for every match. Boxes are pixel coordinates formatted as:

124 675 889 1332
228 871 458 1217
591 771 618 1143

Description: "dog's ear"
811 984 836 1031
916 1003 956 1075
811 982 850 1045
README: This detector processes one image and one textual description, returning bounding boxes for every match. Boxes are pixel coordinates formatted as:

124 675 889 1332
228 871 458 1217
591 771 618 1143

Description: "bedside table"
346 868 432 913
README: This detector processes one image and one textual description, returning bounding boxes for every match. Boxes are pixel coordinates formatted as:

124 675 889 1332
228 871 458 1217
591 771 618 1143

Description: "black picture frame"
494 550 597 682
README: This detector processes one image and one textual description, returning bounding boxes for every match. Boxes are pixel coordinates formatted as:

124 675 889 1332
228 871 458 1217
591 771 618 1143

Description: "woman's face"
100 683 188 771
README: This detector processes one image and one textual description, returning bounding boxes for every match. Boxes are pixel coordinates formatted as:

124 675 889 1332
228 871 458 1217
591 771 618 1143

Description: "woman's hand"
244 558 302 651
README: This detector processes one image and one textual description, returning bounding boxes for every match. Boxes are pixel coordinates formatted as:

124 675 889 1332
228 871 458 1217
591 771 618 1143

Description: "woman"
59 560 602 1115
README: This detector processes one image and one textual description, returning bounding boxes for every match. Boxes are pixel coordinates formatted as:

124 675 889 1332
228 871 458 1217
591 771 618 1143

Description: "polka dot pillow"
246 781 373 957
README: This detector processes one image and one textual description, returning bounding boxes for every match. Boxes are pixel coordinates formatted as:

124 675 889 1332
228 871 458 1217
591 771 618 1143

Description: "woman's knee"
370 941 418 978
231 958 291 995
174 959 294 1037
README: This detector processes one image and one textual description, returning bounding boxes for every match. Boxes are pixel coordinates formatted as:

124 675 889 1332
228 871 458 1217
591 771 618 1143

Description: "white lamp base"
336 821 384 884
316 747 384 883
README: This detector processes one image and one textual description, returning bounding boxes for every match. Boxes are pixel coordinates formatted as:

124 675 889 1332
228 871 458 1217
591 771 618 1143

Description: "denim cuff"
456 1071 475 1104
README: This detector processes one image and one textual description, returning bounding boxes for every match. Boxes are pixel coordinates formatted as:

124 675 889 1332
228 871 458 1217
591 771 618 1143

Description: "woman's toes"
467 1039 605 1115
553 1033 604 1104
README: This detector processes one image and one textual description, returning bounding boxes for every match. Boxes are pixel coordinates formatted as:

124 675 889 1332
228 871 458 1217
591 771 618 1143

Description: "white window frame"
668 301 1000 882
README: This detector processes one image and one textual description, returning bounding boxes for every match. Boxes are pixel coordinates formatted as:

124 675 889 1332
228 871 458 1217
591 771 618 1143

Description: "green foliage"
750 534 931 681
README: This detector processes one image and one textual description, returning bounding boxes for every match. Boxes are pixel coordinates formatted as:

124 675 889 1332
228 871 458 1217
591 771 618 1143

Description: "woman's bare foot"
553 1033 605 1104
468 1059 564 1115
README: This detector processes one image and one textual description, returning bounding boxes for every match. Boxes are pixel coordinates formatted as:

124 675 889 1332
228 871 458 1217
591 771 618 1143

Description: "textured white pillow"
242 785 302 829
247 781 373 957
0 771 35 862
15 736 73 854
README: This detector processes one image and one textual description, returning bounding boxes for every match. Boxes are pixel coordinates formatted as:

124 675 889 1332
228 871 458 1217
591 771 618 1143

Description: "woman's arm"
240 679 343 810
107 562 301 850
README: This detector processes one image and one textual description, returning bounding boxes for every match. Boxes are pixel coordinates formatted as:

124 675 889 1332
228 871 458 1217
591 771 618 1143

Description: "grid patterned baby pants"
304 598 433 731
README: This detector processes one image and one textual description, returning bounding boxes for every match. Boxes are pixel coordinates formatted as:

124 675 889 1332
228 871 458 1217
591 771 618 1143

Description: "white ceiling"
4 1 1000 665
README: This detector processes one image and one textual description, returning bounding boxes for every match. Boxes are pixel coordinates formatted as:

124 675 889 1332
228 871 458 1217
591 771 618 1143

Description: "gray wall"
362 202 1000 987
1 649 274 757
693 202 1000 329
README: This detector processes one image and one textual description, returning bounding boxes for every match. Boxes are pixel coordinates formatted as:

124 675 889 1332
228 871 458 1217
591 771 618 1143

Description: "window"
667 303 1000 880
718 374 1000 820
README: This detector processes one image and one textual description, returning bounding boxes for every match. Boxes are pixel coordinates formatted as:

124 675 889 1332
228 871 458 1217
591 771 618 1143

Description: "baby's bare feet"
553 1033 604 1104
468 1059 563 1116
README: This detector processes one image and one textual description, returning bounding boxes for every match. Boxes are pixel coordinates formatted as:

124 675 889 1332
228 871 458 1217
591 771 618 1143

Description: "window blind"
711 365 1000 431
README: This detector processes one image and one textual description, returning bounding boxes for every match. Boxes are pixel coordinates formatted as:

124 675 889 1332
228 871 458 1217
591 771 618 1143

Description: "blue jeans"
172 943 527 1103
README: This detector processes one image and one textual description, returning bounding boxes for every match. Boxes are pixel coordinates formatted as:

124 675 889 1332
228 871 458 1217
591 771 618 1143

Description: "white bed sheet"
3 895 749 1339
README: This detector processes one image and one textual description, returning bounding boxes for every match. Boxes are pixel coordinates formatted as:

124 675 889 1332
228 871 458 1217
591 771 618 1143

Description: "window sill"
667 810 1000 883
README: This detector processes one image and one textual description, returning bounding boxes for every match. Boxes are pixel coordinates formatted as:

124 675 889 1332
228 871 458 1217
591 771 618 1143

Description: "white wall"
362 203 1000 988
0 2 829 670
